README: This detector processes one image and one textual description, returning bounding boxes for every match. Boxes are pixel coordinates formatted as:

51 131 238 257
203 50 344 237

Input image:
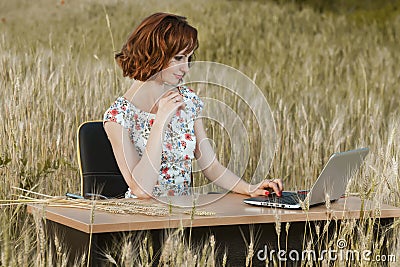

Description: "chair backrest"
77 121 128 198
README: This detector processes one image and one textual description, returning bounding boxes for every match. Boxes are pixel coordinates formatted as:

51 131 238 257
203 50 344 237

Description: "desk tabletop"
27 194 400 234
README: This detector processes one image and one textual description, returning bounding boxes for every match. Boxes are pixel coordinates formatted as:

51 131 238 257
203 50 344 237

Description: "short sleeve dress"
103 85 204 197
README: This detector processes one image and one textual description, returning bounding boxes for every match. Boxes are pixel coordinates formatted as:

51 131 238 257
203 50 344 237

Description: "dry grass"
1 0 399 265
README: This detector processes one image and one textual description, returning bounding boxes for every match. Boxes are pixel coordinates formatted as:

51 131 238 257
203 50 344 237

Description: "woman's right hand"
155 91 185 128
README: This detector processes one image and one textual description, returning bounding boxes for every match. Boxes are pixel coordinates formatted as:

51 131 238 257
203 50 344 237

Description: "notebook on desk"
243 147 369 209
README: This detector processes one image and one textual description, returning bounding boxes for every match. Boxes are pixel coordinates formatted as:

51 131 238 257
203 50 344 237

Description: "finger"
253 181 272 196
173 102 185 113
263 189 273 197
162 91 180 100
273 179 284 192
163 91 176 97
170 92 181 98
268 182 281 196
172 96 184 103
258 180 271 189
250 188 270 197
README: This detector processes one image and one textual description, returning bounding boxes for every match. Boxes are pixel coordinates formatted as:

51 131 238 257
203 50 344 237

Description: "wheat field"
0 0 399 266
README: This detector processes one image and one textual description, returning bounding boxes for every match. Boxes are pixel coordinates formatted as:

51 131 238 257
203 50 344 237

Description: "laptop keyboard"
266 191 308 205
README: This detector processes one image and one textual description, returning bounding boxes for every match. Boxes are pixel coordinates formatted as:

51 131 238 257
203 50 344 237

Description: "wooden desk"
27 194 400 266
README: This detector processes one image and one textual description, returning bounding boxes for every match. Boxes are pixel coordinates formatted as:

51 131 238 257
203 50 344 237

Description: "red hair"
115 13 198 81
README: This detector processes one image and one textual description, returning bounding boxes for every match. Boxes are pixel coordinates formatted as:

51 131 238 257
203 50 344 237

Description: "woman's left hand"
249 178 284 197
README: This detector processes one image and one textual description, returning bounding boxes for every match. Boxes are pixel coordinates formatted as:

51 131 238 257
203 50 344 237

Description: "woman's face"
160 49 194 85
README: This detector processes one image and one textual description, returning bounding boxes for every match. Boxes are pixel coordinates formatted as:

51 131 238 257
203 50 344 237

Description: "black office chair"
77 121 128 198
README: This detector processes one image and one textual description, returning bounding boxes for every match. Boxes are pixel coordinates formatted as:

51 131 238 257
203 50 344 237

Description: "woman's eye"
174 56 184 61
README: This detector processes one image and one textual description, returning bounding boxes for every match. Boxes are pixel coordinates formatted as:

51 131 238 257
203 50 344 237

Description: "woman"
103 12 283 199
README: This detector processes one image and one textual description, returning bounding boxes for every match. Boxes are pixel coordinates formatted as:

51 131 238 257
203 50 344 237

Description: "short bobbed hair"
115 13 199 81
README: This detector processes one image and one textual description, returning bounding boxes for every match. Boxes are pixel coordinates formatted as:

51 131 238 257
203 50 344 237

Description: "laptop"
243 147 369 209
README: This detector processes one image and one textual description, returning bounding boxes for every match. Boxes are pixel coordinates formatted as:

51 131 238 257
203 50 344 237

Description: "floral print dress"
103 86 203 197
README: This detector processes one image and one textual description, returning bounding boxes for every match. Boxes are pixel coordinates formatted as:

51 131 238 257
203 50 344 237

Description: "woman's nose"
180 60 190 73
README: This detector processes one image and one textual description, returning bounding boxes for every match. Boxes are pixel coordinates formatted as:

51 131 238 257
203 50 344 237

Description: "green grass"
1 0 399 265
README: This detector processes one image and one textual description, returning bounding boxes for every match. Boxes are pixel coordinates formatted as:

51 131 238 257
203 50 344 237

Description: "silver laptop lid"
308 147 369 206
